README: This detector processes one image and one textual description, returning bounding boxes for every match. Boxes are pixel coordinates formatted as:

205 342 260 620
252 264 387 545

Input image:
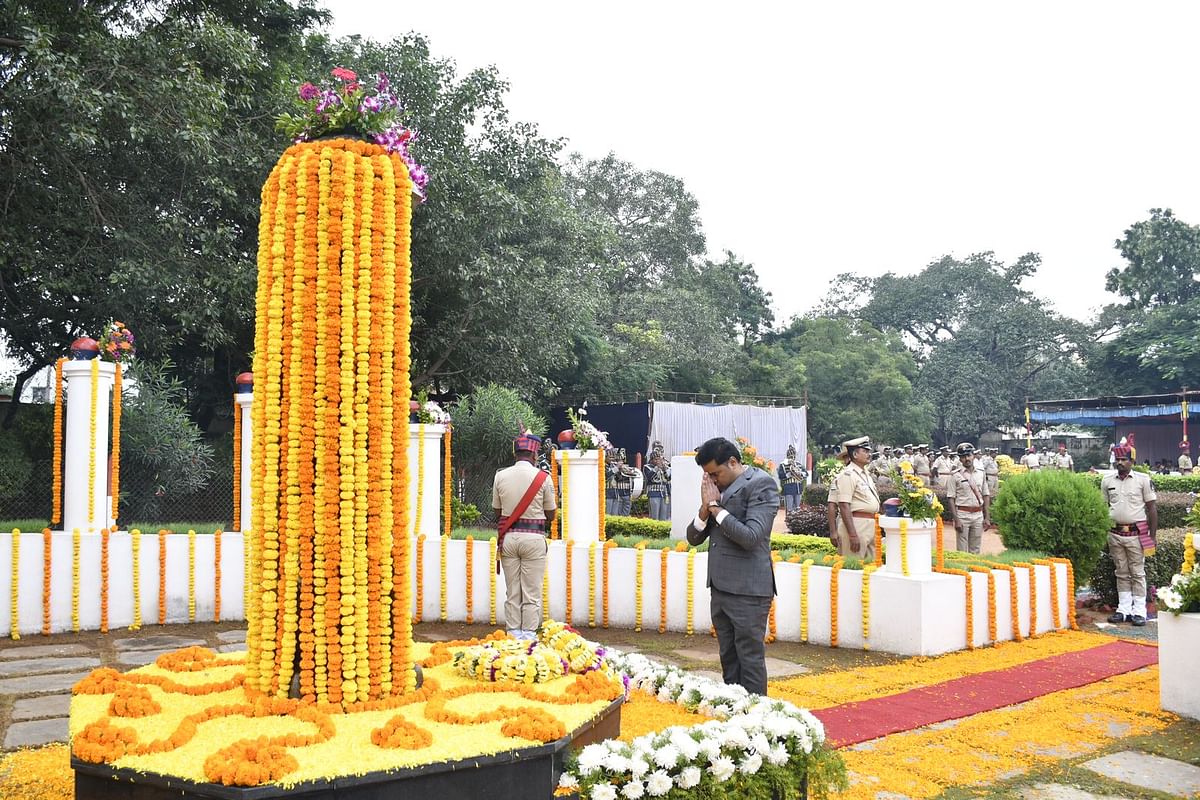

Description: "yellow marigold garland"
800 558 813 642
232 399 241 531
214 530 222 622
830 557 843 647
187 530 196 623
465 536 474 625
860 564 878 648
766 552 779 643
686 546 696 636
488 536 497 625
41 528 51 636
130 529 141 630
1015 562 1037 636
110 364 122 523
1049 557 1078 629
1183 531 1195 574
587 540 597 627
443 427 453 538
87 359 98 531
542 564 550 621
992 563 1022 642
565 538 574 625
414 423 425 536
158 529 167 626
9 528 20 640
899 517 910 576
873 515 882 567
970 565 996 643
597 448 605 541
100 528 109 633
602 539 612 628
935 515 945 568
439 534 447 622
658 546 669 634
634 541 646 631
549 451 559 540
52 358 65 525
71 527 80 632
559 451 569 541
415 534 424 624
935 565 974 649
1034 558 1061 629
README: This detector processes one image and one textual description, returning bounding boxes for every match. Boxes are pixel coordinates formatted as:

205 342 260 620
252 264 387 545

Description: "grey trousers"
605 491 618 516
710 588 773 696
956 512 984 554
783 493 800 510
500 532 547 632
615 491 632 516
648 495 670 521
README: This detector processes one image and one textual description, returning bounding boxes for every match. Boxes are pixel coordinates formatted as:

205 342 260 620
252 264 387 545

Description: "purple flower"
298 82 320 101
360 95 382 113
315 90 342 113
376 72 390 93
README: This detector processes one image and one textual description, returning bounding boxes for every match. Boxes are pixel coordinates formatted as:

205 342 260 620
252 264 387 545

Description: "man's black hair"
694 437 741 467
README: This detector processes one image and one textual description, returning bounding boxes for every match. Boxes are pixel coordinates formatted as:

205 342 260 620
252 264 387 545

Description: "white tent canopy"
649 401 808 467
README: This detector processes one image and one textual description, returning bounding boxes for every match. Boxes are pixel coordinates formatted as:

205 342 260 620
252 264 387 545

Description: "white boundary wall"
0 532 1071 655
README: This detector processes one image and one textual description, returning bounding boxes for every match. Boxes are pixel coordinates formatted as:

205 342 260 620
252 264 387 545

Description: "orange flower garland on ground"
52 358 65 525
247 137 417 706
111 364 122 523
41 528 51 636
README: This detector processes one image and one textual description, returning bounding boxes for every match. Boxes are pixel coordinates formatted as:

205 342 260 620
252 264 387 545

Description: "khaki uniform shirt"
833 463 881 513
1019 453 1041 470
932 456 953 477
912 453 930 477
945 466 989 511
981 455 999 477
493 461 557 520
1179 454 1193 471
1099 471 1156 525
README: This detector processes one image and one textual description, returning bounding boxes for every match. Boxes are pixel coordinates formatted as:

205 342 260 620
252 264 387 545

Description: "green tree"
450 384 546 515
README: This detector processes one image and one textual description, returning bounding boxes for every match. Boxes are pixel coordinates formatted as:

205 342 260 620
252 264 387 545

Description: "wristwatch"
707 501 722 510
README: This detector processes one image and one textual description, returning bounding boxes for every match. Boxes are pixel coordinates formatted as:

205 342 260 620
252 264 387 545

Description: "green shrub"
450 385 546 512
991 470 1110 579
631 495 649 517
770 533 836 556
785 505 828 535
1088 528 1188 608
604 515 671 539
450 496 481 528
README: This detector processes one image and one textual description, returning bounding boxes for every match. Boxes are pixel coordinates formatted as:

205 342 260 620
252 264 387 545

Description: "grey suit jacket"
686 466 779 597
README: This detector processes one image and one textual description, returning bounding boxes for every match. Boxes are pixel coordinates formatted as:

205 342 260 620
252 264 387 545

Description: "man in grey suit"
687 437 780 695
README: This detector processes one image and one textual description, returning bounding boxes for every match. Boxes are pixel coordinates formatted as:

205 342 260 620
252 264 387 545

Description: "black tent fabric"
549 402 651 462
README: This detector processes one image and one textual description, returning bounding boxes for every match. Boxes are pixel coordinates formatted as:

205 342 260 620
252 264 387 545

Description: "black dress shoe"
1131 615 1147 627
1107 612 1127 623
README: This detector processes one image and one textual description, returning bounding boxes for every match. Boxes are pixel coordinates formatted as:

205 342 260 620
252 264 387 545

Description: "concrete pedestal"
1159 611 1200 720
408 423 446 538
669 455 703 540
879 516 935 575
234 392 253 532
61 360 116 533
558 449 601 543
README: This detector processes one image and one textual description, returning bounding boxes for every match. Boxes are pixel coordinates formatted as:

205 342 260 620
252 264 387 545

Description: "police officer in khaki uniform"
1051 443 1074 471
944 443 990 554
832 436 880 561
912 445 931 483
931 446 954 483
868 449 893 490
981 447 1000 499
1178 441 1193 473
1100 444 1157 626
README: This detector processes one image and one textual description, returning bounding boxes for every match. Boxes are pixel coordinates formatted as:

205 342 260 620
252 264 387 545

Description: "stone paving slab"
0 643 91 660
112 635 206 651
416 632 454 642
13 694 72 720
1019 784 1129 800
690 669 724 683
217 630 247 643
116 648 189 667
0 656 100 677
671 647 720 661
218 644 246 654
0 671 91 695
4 717 68 749
1081 750 1200 797
764 656 810 677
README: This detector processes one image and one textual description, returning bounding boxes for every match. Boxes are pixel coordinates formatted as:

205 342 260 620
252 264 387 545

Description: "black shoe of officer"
1131 615 1147 627
1107 611 1127 623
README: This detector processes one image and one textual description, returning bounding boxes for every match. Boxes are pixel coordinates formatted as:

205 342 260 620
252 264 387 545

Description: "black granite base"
73 697 621 800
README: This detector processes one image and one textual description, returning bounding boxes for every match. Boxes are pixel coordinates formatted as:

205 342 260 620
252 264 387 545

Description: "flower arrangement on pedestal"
890 464 944 521
97 321 136 363
412 388 452 424
1157 572 1200 615
276 67 429 199
735 436 775 473
565 406 611 453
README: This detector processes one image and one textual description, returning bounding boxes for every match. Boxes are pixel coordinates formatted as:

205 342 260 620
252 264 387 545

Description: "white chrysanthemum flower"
722 725 751 750
652 744 679 769
621 779 645 799
558 772 580 789
577 744 606 775
677 766 702 789
591 783 618 800
629 757 649 779
671 732 700 760
698 738 721 760
740 753 762 775
750 732 772 755
767 744 790 766
710 755 736 782
645 771 673 797
603 753 631 774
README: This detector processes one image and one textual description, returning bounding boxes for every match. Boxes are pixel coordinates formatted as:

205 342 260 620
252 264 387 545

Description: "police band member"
644 442 672 521
605 448 639 516
832 437 880 561
777 444 807 511
944 443 990 554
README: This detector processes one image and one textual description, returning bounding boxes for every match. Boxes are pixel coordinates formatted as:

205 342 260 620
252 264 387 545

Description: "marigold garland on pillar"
597 449 605 541
602 539 613 628
187 529 197 623
1015 562 1037 636
873 515 882 567
565 538 574 625
658 546 670 634
131 529 142 630
587 540 597 627
634 541 646 632
860 564 878 648
111 364 122 523
232 399 241 532
1034 558 1061 629
1049 557 1078 629
442 427 453 538
100 528 109 633
71 527 81 632
542 565 550 621
414 534 424 624
87 360 99 531
766 553 779 643
559 451 569 541
52 359 65 525
41 528 51 636
158 530 167 626
247 136 418 706
800 558 813 642
935 516 945 568
464 535 474 625
899 517 910 576
549 452 559 540
686 547 696 636
935 566 974 649
830 557 843 647
991 563 1022 642
970 565 996 642
213 530 223 622
439 534 448 622
414 423 426 536
488 536 497 625
9 529 19 640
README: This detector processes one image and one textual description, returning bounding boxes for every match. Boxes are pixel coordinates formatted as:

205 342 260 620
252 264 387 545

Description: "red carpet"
812 639 1159 748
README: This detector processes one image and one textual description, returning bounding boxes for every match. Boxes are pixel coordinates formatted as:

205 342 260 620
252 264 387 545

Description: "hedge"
1088 527 1189 609
1079 472 1200 493
770 533 837 557
604 515 671 539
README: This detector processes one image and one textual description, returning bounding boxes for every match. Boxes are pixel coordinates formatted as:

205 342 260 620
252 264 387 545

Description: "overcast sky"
323 1 1200 326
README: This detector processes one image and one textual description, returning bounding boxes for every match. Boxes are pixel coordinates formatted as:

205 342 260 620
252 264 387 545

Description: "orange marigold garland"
465 535 474 625
131 529 142 630
658 546 669 634
41 528 51 635
1049 557 1078 629
111 364 122 523
994 563 1023 642
158 529 168 626
1035 558 1061 629
873 514 883 567
935 566 974 649
1015 562 1037 636
100 528 110 633
971 565 997 643
597 448 606 541
9 528 19 640
935 515 945 568
52 358 65 525
830 557 843 647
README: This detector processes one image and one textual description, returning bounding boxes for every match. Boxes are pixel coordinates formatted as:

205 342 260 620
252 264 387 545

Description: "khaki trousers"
836 516 875 562
1108 531 1146 612
500 531 547 632
956 512 984 554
